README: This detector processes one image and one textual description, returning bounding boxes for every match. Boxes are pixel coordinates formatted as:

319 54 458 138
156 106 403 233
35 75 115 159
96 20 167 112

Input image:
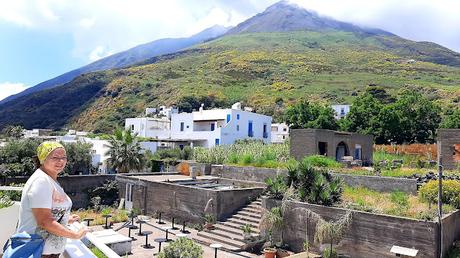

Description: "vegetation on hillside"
0 31 459 133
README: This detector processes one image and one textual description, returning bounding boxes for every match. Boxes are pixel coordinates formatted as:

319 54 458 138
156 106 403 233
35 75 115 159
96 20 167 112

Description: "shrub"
265 175 288 200
419 180 460 208
87 180 119 207
158 237 203 258
0 195 13 209
302 155 341 168
286 159 343 206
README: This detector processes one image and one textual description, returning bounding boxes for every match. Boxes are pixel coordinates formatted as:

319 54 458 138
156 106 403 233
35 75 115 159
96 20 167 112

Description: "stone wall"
263 198 459 258
58 175 116 209
437 129 460 170
212 164 418 193
1 175 116 209
117 175 263 223
290 129 373 165
338 173 418 194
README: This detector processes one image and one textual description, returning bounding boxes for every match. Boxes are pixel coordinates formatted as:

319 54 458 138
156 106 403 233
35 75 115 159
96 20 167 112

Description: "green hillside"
1 31 459 132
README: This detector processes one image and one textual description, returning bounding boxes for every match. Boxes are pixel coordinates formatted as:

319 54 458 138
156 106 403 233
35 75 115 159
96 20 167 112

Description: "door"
248 121 253 137
125 183 133 210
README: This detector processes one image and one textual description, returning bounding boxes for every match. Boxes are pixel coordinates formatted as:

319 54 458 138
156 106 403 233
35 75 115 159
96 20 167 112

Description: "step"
227 218 259 228
196 230 246 249
205 228 245 241
216 221 260 234
236 210 262 219
247 203 262 209
232 214 260 224
242 207 262 214
193 234 241 252
213 223 245 235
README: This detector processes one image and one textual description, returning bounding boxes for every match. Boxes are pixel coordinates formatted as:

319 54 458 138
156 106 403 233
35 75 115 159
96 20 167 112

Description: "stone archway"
336 141 349 161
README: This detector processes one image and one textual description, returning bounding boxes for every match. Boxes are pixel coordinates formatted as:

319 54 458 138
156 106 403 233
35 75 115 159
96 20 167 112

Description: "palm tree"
105 128 145 173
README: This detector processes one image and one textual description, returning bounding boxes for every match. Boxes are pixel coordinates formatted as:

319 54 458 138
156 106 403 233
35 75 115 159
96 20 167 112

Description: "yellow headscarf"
37 141 65 164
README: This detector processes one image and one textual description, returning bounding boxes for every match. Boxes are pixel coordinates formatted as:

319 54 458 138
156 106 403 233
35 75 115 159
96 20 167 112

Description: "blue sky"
0 0 459 101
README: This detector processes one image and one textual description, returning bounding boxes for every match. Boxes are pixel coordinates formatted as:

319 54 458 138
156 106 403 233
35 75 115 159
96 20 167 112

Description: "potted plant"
263 246 277 258
203 213 216 231
241 224 252 240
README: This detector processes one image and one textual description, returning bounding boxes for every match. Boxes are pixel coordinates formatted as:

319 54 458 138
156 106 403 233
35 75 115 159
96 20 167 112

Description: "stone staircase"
193 199 262 252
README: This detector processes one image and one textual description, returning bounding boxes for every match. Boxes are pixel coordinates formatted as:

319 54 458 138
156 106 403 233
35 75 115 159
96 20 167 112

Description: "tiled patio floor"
90 218 264 258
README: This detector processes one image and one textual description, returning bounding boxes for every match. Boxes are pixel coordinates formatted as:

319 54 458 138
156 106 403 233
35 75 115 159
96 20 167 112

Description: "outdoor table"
154 238 167 254
210 243 223 258
141 231 154 249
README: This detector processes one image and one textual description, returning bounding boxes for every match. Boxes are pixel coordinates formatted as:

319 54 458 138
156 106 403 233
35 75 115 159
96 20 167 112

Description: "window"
130 124 134 131
248 121 253 137
236 125 240 131
282 135 286 139
179 144 184 150
263 123 268 138
215 139 220 145
227 114 231 123
283 127 287 132
180 122 184 131
454 144 460 162
237 114 240 120
318 142 328 156
211 123 215 131
354 144 362 160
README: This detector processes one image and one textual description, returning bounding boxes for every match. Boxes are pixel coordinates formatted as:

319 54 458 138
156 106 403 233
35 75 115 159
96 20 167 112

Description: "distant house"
290 129 373 165
271 123 289 144
125 103 272 148
331 104 350 119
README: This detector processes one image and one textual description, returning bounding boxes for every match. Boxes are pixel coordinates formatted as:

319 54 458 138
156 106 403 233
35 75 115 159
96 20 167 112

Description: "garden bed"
263 197 460 258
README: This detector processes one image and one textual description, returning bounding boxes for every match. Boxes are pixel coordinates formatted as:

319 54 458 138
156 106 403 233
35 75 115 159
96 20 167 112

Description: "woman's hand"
67 214 81 224
72 228 90 239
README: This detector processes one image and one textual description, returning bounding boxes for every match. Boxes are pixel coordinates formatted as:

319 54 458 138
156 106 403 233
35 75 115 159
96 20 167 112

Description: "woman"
16 141 89 258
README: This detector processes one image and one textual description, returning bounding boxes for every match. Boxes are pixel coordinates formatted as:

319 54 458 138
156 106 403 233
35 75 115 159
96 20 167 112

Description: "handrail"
68 222 121 258
0 186 23 191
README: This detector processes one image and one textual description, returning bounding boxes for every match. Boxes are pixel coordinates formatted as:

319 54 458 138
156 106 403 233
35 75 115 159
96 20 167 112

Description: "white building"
271 123 289 143
125 103 272 148
125 117 171 139
331 104 350 119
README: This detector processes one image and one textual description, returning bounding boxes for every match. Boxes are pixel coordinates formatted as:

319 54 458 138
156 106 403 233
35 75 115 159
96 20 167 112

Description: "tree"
0 138 41 177
440 108 460 129
285 100 338 130
61 141 94 175
105 128 145 173
2 125 25 139
390 90 441 143
342 93 382 136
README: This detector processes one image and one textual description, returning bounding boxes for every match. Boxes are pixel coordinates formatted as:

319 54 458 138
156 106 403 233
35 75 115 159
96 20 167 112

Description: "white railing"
65 222 121 258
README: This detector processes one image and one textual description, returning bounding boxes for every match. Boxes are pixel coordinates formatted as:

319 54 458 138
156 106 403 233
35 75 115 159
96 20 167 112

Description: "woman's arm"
32 208 88 239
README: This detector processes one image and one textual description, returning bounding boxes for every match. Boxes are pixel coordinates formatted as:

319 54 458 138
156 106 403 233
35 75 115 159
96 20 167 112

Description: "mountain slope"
0 25 229 104
226 1 393 36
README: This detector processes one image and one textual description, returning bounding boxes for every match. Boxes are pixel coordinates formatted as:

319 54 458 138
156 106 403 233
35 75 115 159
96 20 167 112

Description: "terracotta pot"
276 248 291 257
264 248 277 258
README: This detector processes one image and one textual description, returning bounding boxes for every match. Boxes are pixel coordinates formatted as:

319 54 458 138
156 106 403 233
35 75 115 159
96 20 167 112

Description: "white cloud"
0 0 459 64
88 46 112 61
0 82 29 101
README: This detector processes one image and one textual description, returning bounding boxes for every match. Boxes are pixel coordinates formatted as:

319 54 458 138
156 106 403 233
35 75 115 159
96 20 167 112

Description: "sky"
0 0 459 101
